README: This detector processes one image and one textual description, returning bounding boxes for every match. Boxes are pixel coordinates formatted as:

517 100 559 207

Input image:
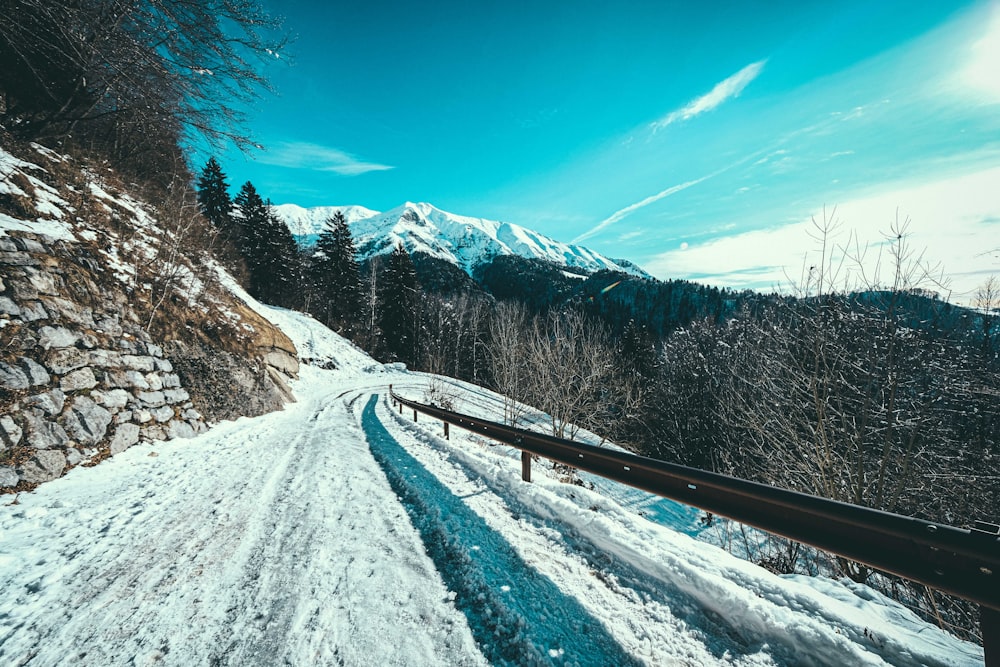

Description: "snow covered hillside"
0 298 983 666
271 200 651 279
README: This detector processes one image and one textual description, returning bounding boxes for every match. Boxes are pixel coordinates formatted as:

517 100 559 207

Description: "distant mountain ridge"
270 201 652 279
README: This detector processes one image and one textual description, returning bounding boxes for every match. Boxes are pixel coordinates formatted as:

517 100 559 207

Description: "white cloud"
643 166 1000 303
258 141 393 176
651 60 767 131
962 2 1000 101
572 175 710 243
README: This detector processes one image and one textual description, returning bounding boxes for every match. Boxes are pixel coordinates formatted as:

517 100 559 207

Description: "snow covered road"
0 301 985 666
0 373 485 666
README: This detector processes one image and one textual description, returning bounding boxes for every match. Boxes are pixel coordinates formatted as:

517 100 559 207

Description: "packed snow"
0 294 984 665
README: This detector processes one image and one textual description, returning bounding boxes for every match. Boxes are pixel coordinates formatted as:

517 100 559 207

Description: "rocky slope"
0 137 298 491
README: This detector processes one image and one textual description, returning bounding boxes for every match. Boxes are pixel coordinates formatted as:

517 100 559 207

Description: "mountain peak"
272 201 651 279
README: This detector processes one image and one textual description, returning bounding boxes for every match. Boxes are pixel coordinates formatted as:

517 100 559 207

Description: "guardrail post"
981 606 999 667
444 422 450 440
521 451 531 482
413 409 418 422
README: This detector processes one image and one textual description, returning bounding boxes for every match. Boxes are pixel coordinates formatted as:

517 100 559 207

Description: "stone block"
18 301 48 322
60 367 98 392
23 410 70 449
0 362 29 390
121 355 156 372
86 349 122 369
38 325 80 349
161 373 181 388
155 358 173 373
150 406 174 423
0 466 18 487
105 370 149 390
182 408 202 422
0 415 22 448
45 348 90 374
264 349 299 377
23 389 65 416
42 297 94 327
145 343 163 358
133 409 152 424
163 388 189 404
12 237 46 253
0 251 39 266
8 278 38 300
167 420 196 439
109 423 141 455
142 424 167 441
144 373 163 391
60 395 112 446
17 357 50 386
17 449 66 484
136 390 166 407
23 268 59 295
0 296 20 317
95 316 123 337
91 388 130 410
65 448 83 466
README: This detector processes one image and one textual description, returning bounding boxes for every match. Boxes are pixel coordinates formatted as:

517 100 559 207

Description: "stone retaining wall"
0 233 218 488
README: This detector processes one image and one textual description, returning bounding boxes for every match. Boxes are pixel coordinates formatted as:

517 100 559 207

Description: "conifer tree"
196 157 234 234
233 181 300 304
234 180 268 263
311 211 363 331
378 244 419 365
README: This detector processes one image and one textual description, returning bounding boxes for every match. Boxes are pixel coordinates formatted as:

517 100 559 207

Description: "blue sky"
209 0 1000 302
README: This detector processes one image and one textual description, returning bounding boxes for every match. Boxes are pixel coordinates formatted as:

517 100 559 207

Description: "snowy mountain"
272 201 652 279
269 203 380 237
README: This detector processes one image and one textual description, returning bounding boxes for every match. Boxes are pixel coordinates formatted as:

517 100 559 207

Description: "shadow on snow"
362 395 642 667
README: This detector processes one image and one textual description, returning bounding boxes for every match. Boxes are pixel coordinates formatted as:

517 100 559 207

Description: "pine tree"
311 211 363 331
196 158 231 230
234 181 301 304
234 180 268 263
378 244 419 366
261 204 302 306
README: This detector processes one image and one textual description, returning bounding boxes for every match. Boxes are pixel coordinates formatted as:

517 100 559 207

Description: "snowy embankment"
0 302 984 666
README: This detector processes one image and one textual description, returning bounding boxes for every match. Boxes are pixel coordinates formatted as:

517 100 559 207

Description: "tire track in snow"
0 375 485 667
361 394 644 667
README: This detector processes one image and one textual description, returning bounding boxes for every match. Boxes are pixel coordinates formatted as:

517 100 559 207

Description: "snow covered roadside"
250 298 981 666
375 388 984 666
0 293 984 666
0 366 485 667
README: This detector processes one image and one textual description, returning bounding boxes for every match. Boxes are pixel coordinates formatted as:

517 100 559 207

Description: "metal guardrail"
389 387 1000 664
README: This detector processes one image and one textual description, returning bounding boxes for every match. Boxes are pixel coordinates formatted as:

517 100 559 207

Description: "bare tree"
488 301 531 427
974 275 999 353
524 309 618 440
0 0 286 166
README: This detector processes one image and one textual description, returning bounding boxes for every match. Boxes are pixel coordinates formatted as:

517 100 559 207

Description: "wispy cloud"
572 175 710 243
651 59 767 131
642 165 1000 303
962 2 1000 101
258 141 393 176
